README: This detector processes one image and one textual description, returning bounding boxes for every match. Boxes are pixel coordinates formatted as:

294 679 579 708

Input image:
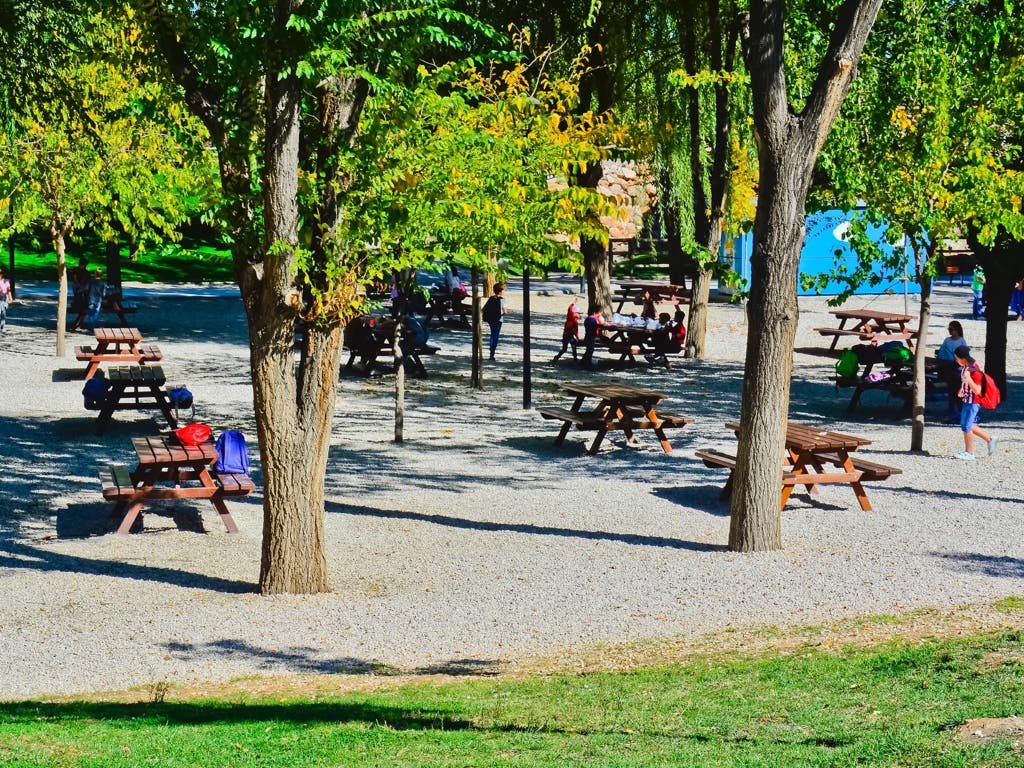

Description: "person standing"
971 265 986 319
0 268 11 332
552 300 582 361
953 345 996 460
482 283 508 360
69 257 90 330
579 307 604 368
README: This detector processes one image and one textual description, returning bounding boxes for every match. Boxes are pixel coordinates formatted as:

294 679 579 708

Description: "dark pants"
553 332 578 360
488 321 502 358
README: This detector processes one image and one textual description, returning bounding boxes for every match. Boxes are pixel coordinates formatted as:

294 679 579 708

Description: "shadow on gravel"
325 501 726 552
652 484 731 517
931 552 1024 580
0 540 256 593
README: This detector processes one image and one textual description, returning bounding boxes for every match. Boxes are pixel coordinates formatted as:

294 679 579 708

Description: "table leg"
646 407 672 453
210 497 241 534
836 450 872 511
829 318 850 350
115 493 147 535
95 383 127 434
554 393 587 446
587 397 611 454
151 385 178 429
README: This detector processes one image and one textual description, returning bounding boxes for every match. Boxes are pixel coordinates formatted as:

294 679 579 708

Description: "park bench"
424 290 471 328
343 316 438 378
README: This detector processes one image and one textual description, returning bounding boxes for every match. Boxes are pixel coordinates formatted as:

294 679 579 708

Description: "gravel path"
0 277 1021 700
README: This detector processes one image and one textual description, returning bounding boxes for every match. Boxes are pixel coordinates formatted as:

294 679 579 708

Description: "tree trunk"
686 268 713 358
730 0 880 552
394 319 404 443
522 268 531 409
8 235 15 300
983 275 1011 395
52 225 68 358
909 262 932 452
471 265 483 389
106 234 122 290
254 60 334 595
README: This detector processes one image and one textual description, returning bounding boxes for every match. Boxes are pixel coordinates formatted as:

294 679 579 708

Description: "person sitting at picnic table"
953 345 996 460
579 307 604 368
552 301 582 362
645 311 686 368
640 289 657 320
68 257 90 331
85 268 107 331
935 320 967 422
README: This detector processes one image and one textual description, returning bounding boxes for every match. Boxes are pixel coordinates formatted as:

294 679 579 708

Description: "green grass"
993 596 1024 613
1 631 1022 767
5 236 235 284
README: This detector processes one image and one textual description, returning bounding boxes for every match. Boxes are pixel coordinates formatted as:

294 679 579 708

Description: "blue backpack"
215 430 250 475
82 376 110 401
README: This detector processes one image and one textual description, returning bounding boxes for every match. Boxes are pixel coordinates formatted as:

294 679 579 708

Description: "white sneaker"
988 434 998 456
954 451 976 460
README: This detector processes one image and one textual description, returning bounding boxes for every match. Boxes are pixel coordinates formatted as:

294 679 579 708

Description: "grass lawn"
1 628 1021 767
5 236 235 284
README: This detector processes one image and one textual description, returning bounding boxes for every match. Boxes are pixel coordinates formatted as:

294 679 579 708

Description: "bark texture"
910 267 932 452
52 226 68 358
730 0 881 552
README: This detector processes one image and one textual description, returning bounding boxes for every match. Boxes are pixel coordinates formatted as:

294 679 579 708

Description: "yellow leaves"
1012 195 1022 214
891 105 916 133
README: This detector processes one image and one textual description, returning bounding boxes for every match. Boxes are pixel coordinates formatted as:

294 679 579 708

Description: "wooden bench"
216 472 257 496
98 464 135 500
75 343 162 362
695 449 872 501
811 453 902 481
537 406 605 429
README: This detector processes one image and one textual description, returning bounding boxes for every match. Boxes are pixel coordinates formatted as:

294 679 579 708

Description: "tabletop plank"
830 309 912 323
725 421 871 451
561 381 667 402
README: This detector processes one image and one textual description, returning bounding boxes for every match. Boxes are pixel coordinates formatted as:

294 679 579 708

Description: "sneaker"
988 433 998 456
954 451 976 460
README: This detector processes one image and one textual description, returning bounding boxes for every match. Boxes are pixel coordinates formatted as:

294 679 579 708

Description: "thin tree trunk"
910 259 932 452
8 235 16 300
522 268 531 408
686 269 713 357
394 319 404 443
471 265 483 389
52 225 68 358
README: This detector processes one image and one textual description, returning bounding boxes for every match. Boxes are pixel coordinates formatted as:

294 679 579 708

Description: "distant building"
720 208 919 296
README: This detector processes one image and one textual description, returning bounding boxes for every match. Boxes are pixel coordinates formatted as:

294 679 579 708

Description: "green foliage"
1 630 1023 766
0 7 217 246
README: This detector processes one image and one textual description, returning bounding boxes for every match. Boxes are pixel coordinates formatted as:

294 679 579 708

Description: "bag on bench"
215 430 251 475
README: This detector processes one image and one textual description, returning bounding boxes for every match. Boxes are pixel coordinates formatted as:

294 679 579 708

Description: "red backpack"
976 371 1001 409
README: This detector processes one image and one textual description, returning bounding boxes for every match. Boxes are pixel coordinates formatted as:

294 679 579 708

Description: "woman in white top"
935 320 966 421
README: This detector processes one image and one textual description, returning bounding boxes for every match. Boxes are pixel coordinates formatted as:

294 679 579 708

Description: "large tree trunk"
730 0 880 552
52 224 68 358
254 59 334 595
967 231 1024 397
909 261 932 452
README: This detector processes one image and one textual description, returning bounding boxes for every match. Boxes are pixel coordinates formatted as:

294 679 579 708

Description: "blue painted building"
720 209 918 296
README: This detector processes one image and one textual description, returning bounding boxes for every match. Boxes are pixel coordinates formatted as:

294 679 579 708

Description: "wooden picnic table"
815 308 918 351
537 381 693 455
76 327 161 379
598 322 679 367
343 316 438 378
697 421 900 511
86 364 178 434
98 435 253 534
612 280 691 313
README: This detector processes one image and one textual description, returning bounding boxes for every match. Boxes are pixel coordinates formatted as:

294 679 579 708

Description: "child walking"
552 301 582 361
0 268 10 332
953 345 997 460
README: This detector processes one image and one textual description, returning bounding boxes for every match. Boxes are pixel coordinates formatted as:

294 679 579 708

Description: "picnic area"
0 275 1021 702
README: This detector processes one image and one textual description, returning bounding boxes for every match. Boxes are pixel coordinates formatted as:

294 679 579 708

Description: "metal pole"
522 267 531 409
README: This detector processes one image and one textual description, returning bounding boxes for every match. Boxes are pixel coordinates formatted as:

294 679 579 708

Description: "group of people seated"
554 297 687 369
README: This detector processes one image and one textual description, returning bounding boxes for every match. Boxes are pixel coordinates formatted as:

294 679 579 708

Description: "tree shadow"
325 501 726 552
0 539 255 593
930 551 1024 579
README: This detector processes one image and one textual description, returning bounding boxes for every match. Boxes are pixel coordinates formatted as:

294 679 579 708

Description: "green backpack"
883 345 911 364
835 349 859 378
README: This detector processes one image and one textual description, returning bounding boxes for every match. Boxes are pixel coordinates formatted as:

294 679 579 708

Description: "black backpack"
482 296 502 324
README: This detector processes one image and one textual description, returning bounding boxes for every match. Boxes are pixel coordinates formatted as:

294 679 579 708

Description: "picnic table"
75 327 162 379
101 290 139 325
424 288 471 327
85 364 178 434
815 309 918 351
537 381 693 455
98 435 253 534
612 280 691 313
696 421 901 511
343 316 438 378
597 322 680 368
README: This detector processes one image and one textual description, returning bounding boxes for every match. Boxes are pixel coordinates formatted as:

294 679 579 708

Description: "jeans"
87 300 102 329
972 289 984 318
0 299 7 329
487 321 502 358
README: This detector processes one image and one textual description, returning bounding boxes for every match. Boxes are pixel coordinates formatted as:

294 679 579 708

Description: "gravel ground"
0 275 1021 700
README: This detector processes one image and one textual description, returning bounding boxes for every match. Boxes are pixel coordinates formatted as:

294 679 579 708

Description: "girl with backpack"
0 268 10 332
953 345 997 460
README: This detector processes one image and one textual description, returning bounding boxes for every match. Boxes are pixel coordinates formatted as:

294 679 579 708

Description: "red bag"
175 423 212 446
977 372 1001 409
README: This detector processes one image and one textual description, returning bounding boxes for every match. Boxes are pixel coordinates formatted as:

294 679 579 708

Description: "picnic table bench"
815 309 918 351
597 323 683 368
612 280 691 314
698 421 901 511
343 315 438 378
75 327 161 379
538 381 693 454
84 364 178 434
98 435 253 534
835 357 948 413
424 289 471 327
101 292 139 325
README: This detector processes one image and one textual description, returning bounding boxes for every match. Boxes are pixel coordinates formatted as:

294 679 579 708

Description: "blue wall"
720 209 919 296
